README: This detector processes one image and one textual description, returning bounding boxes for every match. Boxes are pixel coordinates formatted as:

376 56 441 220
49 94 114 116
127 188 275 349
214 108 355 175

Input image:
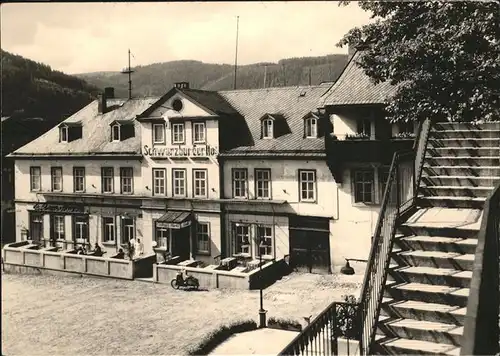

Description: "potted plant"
268 317 303 332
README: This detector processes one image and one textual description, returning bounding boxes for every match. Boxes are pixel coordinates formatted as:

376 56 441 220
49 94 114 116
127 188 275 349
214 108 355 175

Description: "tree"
337 1 500 122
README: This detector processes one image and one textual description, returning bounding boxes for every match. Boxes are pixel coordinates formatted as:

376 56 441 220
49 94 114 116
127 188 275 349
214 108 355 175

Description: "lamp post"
258 237 267 328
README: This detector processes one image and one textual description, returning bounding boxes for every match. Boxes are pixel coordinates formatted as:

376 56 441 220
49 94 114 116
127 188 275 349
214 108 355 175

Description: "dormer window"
305 115 318 138
112 124 120 141
60 126 68 142
262 119 274 139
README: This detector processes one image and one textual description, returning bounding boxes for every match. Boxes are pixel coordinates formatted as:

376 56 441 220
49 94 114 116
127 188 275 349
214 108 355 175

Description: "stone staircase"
373 121 500 355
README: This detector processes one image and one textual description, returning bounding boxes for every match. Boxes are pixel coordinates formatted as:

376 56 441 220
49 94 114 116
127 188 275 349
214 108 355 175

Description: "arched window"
305 117 318 138
262 118 274 139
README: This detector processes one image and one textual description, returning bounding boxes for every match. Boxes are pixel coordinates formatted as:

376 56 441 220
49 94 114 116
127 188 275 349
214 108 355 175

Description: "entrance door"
289 216 331 274
29 212 44 243
172 227 191 260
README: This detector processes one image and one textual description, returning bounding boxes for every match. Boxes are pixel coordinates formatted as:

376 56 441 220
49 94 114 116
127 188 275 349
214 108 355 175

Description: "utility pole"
233 16 240 90
263 65 267 89
121 49 134 99
308 67 312 86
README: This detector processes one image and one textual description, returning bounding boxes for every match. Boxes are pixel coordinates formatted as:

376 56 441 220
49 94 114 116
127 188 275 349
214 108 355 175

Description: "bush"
187 319 258 355
268 317 303 331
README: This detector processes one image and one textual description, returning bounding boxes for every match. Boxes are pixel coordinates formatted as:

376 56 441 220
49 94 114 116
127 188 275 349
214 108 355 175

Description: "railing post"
331 303 338 356
396 160 401 215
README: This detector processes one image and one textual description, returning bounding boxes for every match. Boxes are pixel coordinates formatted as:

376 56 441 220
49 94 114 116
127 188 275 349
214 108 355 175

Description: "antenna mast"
121 49 134 99
234 16 239 90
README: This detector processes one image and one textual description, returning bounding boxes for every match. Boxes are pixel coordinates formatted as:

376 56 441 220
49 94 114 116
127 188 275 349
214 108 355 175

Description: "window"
193 169 207 198
255 169 271 199
172 169 186 197
305 117 318 138
398 121 414 134
102 217 115 243
299 170 316 202
353 169 375 204
193 122 206 143
120 167 133 194
51 167 63 192
233 223 251 256
232 169 248 198
30 167 41 191
73 216 89 241
51 215 65 241
153 124 165 144
257 225 273 257
155 226 170 249
357 119 372 137
153 169 166 196
172 123 185 144
101 167 114 193
262 119 274 139
196 222 210 254
29 213 43 242
111 124 120 141
73 167 85 193
121 218 135 244
60 126 68 142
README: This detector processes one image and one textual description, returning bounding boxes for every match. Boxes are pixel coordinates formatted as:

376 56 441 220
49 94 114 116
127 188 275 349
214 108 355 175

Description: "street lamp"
258 237 267 328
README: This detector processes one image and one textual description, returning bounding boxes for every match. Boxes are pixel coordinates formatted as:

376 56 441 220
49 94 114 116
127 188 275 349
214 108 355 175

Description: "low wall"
2 242 155 280
153 259 288 290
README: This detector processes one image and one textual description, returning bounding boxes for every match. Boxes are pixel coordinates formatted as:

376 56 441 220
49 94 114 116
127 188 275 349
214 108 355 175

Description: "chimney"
174 82 190 89
98 92 107 114
104 87 115 99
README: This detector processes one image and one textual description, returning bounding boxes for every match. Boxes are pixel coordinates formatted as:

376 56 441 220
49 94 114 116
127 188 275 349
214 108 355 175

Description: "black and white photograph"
1 1 499 355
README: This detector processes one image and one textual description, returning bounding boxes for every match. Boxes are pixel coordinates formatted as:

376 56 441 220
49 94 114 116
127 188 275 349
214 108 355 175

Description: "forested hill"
77 54 349 97
1 49 100 120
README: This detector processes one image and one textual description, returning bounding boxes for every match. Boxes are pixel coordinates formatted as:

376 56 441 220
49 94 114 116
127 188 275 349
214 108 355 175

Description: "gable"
148 92 216 119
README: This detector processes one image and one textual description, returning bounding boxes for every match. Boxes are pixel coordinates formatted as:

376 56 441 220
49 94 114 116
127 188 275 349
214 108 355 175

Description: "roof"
321 51 397 107
219 84 331 154
10 98 159 157
177 88 239 116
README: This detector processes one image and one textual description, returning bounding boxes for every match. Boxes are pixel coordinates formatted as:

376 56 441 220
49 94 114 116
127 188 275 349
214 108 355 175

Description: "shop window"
232 169 248 198
153 124 165 144
101 167 114 193
299 170 316 202
73 167 85 193
172 169 186 197
172 123 185 144
121 217 135 244
51 167 63 192
257 225 273 257
353 169 375 204
196 222 210 254
233 223 251 256
153 168 166 196
193 169 207 198
73 215 89 243
29 212 44 242
120 167 133 194
102 217 115 243
51 215 65 241
30 167 41 192
155 225 170 250
193 122 206 144
255 169 271 199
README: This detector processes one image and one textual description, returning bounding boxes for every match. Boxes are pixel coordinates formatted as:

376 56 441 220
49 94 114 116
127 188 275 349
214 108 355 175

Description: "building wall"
14 159 143 201
222 159 338 219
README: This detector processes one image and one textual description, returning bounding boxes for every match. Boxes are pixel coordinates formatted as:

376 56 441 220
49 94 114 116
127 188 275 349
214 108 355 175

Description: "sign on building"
143 144 218 158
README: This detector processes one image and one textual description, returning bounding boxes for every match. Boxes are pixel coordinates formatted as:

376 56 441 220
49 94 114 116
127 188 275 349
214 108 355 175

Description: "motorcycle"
171 271 200 290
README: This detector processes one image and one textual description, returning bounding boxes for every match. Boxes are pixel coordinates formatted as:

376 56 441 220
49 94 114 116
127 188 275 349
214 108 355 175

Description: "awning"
156 211 192 229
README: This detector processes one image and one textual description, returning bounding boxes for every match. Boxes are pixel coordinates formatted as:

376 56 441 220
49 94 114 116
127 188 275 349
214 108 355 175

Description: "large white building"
9 54 414 272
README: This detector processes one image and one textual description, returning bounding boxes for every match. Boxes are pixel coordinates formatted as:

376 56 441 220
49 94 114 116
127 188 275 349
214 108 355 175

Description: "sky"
1 2 372 75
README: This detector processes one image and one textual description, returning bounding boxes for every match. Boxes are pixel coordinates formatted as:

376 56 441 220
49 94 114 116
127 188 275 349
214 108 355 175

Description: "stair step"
390 265 472 287
379 337 460 356
425 156 500 166
382 318 463 346
419 185 495 198
397 235 477 254
417 195 487 209
422 165 500 177
393 250 474 270
434 121 500 131
421 175 500 188
384 282 470 307
428 137 500 148
429 129 500 139
428 147 500 157
381 298 466 325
